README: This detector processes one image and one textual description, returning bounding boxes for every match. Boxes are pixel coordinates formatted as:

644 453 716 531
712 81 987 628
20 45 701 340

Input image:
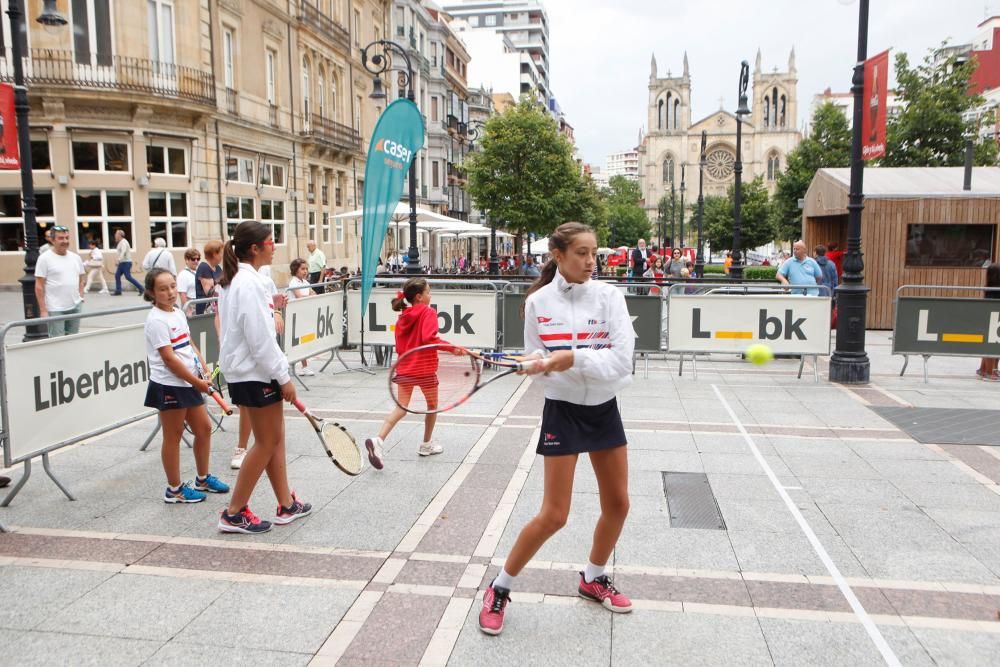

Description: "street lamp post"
679 163 686 248
467 120 498 275
829 0 872 384
695 130 707 278
362 39 421 274
731 61 750 282
8 0 67 341
669 181 676 249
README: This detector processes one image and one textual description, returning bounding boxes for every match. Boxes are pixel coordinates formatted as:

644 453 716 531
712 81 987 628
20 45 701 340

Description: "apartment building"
0 0 389 285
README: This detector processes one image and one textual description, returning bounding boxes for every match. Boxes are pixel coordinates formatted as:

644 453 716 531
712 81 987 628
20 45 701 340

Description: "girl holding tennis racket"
365 277 449 469
216 221 311 534
479 222 636 635
143 268 230 504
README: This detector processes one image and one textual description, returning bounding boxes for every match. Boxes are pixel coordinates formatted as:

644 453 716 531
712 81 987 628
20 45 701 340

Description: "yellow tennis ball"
745 343 774 366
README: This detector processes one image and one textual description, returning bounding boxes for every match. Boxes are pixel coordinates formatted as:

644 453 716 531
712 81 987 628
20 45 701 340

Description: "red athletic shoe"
478 583 511 635
578 572 633 613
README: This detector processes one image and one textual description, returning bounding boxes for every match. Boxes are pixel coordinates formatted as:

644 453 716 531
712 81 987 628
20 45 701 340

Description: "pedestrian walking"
216 221 311 534
141 237 177 275
364 278 451 470
142 268 230 504
306 240 326 294
479 222 636 636
82 238 109 295
34 226 85 337
814 244 839 299
112 229 144 295
776 241 822 296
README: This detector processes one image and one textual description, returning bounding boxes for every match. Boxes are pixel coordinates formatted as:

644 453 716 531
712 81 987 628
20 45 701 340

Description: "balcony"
301 114 361 154
225 87 239 115
297 1 351 53
0 48 215 106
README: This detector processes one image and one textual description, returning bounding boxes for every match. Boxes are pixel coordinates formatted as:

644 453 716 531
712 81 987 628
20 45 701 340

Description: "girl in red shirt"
365 278 448 468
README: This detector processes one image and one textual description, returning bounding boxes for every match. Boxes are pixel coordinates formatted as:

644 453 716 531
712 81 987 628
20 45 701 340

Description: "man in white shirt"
306 239 326 294
141 237 177 275
34 226 86 337
112 229 145 295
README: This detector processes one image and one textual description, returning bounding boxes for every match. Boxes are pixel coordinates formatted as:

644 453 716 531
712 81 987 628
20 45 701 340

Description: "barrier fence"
1 276 841 514
893 285 1000 383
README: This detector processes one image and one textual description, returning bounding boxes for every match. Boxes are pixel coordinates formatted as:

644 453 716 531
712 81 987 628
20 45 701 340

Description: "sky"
542 0 991 167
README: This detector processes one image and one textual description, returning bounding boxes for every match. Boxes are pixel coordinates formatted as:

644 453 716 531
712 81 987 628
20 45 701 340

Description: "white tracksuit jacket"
218 262 290 385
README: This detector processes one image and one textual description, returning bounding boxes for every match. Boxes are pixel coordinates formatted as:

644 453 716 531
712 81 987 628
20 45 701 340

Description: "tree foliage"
770 102 851 242
703 177 774 252
883 47 999 167
605 176 649 247
464 99 583 239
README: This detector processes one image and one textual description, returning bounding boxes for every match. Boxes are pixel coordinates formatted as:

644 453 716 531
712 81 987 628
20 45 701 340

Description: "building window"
321 175 329 205
307 168 315 200
322 211 330 243
147 145 186 176
302 57 311 120
470 15 479 27
260 162 286 188
780 95 787 127
431 96 439 122
0 191 54 252
772 87 779 129
335 215 343 243
30 140 50 171
766 152 780 181
225 195 254 237
905 224 995 267
225 156 254 183
484 14 496 26
72 140 129 171
260 199 285 244
331 72 339 122
265 49 277 104
335 178 342 206
72 0 113 68
673 99 680 129
355 94 363 136
657 99 664 130
222 27 235 88
662 156 674 183
763 94 770 127
317 66 325 118
432 160 439 187
354 10 361 46
149 191 188 247
307 211 316 240
147 0 175 70
75 189 132 250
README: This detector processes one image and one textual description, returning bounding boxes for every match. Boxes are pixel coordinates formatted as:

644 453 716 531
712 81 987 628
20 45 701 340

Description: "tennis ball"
745 343 774 366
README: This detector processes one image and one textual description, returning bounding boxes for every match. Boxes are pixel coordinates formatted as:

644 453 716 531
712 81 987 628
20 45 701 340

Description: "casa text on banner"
0 83 20 170
862 49 890 161
360 99 425 317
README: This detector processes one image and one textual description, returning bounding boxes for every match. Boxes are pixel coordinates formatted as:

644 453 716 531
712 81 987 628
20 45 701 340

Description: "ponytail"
218 221 272 288
524 259 557 301
219 240 239 288
392 277 427 312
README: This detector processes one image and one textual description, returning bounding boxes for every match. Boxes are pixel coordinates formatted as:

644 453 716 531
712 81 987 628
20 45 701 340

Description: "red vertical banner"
862 50 890 161
0 84 19 170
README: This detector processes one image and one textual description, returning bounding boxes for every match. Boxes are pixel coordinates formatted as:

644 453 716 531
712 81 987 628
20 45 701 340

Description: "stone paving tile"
476 427 534 466
616 523 741 572
494 491 603 565
942 444 1000 484
396 559 467 587
340 592 449 663
891 480 1000 512
175 582 357 654
777 452 883 480
37 573 231 640
609 608 772 666
135 542 382 580
745 580 896 615
0 628 162 666
845 539 1000 585
757 618 934 667
793 477 916 509
479 565 581 597
880 588 1000 622
450 600 611 667
728 530 872 578
869 458 979 485
0 565 117 631
0 533 160 564
716 499 838 535
145 641 312 666
844 440 945 461
908 626 1000 666
704 473 790 502
614 572 753 607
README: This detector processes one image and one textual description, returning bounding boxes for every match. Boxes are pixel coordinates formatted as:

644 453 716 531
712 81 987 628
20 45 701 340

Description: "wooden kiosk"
802 167 1000 329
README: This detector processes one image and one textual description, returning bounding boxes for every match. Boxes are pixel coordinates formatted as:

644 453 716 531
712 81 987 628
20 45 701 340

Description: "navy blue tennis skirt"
536 397 627 456
144 381 204 411
228 380 283 408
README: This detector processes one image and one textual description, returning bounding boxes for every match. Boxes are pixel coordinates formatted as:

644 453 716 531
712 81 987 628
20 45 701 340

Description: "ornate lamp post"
9 0 67 341
679 163 686 248
695 130 707 277
829 0 872 384
731 61 750 281
467 120 498 275
362 39 421 274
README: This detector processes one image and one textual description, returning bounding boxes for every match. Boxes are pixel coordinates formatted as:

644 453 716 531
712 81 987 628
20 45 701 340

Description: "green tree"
703 177 774 252
770 102 851 242
883 46 999 167
567 176 610 244
605 176 650 247
464 99 582 240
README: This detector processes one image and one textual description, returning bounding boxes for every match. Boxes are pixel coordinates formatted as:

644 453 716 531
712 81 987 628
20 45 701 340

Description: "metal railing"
297 1 351 52
0 48 215 106
225 87 239 115
302 114 361 153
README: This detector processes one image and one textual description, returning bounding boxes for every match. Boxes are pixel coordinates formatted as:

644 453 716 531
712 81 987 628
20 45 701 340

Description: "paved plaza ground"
1 291 999 665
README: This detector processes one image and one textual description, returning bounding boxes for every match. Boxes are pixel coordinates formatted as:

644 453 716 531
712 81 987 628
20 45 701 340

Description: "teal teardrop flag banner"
360 99 425 317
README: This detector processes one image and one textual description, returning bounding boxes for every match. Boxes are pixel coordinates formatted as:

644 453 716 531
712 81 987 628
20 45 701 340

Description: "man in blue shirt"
776 240 822 296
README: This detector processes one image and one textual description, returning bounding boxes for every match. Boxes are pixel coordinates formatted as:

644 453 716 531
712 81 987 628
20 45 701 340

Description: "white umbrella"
529 237 550 254
332 202 461 227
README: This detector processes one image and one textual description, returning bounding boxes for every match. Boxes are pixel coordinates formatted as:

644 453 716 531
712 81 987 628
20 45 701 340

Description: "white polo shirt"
36 250 85 311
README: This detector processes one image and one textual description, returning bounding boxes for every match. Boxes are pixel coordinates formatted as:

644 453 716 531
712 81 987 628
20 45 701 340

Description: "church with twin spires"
638 49 802 229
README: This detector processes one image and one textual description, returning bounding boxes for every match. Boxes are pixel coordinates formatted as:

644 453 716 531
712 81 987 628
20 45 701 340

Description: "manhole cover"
662 472 726 530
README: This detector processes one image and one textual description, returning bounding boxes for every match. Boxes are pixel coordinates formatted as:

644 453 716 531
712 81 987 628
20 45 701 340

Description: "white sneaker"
297 367 316 376
230 447 247 469
418 441 443 457
365 436 384 470
99 290 110 295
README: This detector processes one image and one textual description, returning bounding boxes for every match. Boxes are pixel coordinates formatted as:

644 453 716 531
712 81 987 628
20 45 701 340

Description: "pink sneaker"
478 584 511 635
578 572 633 613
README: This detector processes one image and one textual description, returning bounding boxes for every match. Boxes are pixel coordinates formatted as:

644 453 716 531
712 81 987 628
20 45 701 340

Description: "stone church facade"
638 49 802 233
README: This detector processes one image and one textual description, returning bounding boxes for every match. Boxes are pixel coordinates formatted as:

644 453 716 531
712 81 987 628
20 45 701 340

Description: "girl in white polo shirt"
217 221 311 534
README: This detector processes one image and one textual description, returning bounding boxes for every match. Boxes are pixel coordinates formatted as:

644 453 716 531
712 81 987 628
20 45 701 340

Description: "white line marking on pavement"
419 597 475 666
311 590 384 666
711 384 902 667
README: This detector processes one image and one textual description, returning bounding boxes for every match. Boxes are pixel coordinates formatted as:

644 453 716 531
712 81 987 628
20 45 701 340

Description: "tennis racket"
292 399 364 475
388 344 531 415
203 367 233 415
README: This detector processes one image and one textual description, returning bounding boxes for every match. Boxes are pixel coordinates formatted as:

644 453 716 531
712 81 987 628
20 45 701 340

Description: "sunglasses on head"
51 225 69 232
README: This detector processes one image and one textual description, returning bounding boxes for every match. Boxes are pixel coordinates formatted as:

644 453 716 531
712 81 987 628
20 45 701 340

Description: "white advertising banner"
667 294 832 355
347 289 498 348
282 290 345 363
3 324 153 465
